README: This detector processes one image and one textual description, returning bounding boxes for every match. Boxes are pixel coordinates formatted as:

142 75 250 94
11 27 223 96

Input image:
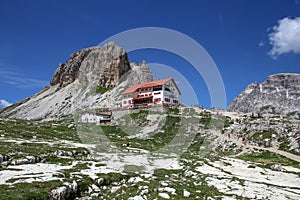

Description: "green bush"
96 86 113 94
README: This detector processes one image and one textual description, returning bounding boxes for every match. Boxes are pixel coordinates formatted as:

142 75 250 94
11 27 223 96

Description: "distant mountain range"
228 73 300 116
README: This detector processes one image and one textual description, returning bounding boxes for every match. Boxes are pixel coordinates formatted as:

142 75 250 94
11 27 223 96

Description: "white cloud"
0 66 48 89
268 17 300 58
0 99 12 108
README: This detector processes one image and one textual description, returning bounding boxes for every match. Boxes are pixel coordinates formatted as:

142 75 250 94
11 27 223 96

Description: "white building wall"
121 79 180 107
151 82 180 105
81 113 97 123
81 113 110 124
122 92 134 107
152 91 164 104
122 97 133 107
161 81 180 105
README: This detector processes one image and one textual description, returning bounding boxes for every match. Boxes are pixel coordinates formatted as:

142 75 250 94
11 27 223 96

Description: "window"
154 92 161 95
173 100 178 104
154 98 161 103
123 101 127 104
165 87 171 92
165 98 170 102
153 85 162 91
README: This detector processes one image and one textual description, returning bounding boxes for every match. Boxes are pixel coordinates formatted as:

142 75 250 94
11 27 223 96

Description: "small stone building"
81 111 111 125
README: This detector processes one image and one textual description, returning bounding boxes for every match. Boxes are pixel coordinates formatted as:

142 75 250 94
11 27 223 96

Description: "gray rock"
49 181 78 200
97 178 104 186
25 156 36 163
228 73 300 115
91 193 99 197
91 184 101 192
10 156 41 165
50 186 67 200
3 155 9 161
1 161 10 167
270 163 284 171
54 150 74 157
128 196 145 200
11 158 28 165
50 42 130 88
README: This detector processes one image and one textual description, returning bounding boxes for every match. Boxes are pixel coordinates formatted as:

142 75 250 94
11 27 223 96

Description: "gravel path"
211 129 300 163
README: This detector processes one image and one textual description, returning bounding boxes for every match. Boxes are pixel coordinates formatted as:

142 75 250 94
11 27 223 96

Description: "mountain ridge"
228 73 300 115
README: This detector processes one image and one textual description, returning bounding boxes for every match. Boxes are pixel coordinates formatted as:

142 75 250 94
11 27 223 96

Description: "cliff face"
50 43 131 88
0 43 153 119
228 73 300 115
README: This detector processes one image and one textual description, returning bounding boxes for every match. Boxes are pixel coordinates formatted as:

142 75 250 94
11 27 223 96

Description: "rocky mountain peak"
50 42 130 88
0 42 154 119
267 73 300 88
228 73 300 115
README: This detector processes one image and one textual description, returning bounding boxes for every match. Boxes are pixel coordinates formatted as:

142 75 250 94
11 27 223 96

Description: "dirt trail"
211 129 300 163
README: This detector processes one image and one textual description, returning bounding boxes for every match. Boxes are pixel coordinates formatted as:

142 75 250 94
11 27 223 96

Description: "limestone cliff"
0 42 153 119
228 73 300 115
50 43 131 87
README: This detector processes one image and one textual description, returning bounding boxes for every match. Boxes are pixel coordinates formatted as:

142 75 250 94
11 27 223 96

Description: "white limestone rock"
228 73 300 115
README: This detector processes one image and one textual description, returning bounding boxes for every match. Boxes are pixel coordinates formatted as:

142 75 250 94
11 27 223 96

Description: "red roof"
122 78 173 95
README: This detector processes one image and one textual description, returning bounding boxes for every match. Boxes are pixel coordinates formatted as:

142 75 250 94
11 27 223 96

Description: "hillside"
0 108 299 199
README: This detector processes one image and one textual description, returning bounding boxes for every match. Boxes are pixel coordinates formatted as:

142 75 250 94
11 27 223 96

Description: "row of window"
139 88 152 92
153 85 163 91
123 98 179 105
123 94 131 98
173 100 179 104
125 87 172 98
137 93 151 98
123 100 132 104
137 92 161 96
154 98 179 104
165 87 171 92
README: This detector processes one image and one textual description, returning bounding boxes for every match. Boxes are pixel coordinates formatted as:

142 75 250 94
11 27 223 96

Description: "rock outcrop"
0 42 153 119
50 43 131 88
130 61 153 83
49 181 78 200
0 154 44 167
228 73 300 115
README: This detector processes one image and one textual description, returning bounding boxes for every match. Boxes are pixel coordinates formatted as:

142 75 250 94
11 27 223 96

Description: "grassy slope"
0 110 299 199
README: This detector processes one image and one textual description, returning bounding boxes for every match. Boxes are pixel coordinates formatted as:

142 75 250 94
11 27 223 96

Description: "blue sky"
0 0 299 108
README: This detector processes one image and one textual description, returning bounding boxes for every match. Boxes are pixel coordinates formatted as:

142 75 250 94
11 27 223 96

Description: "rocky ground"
0 107 299 199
